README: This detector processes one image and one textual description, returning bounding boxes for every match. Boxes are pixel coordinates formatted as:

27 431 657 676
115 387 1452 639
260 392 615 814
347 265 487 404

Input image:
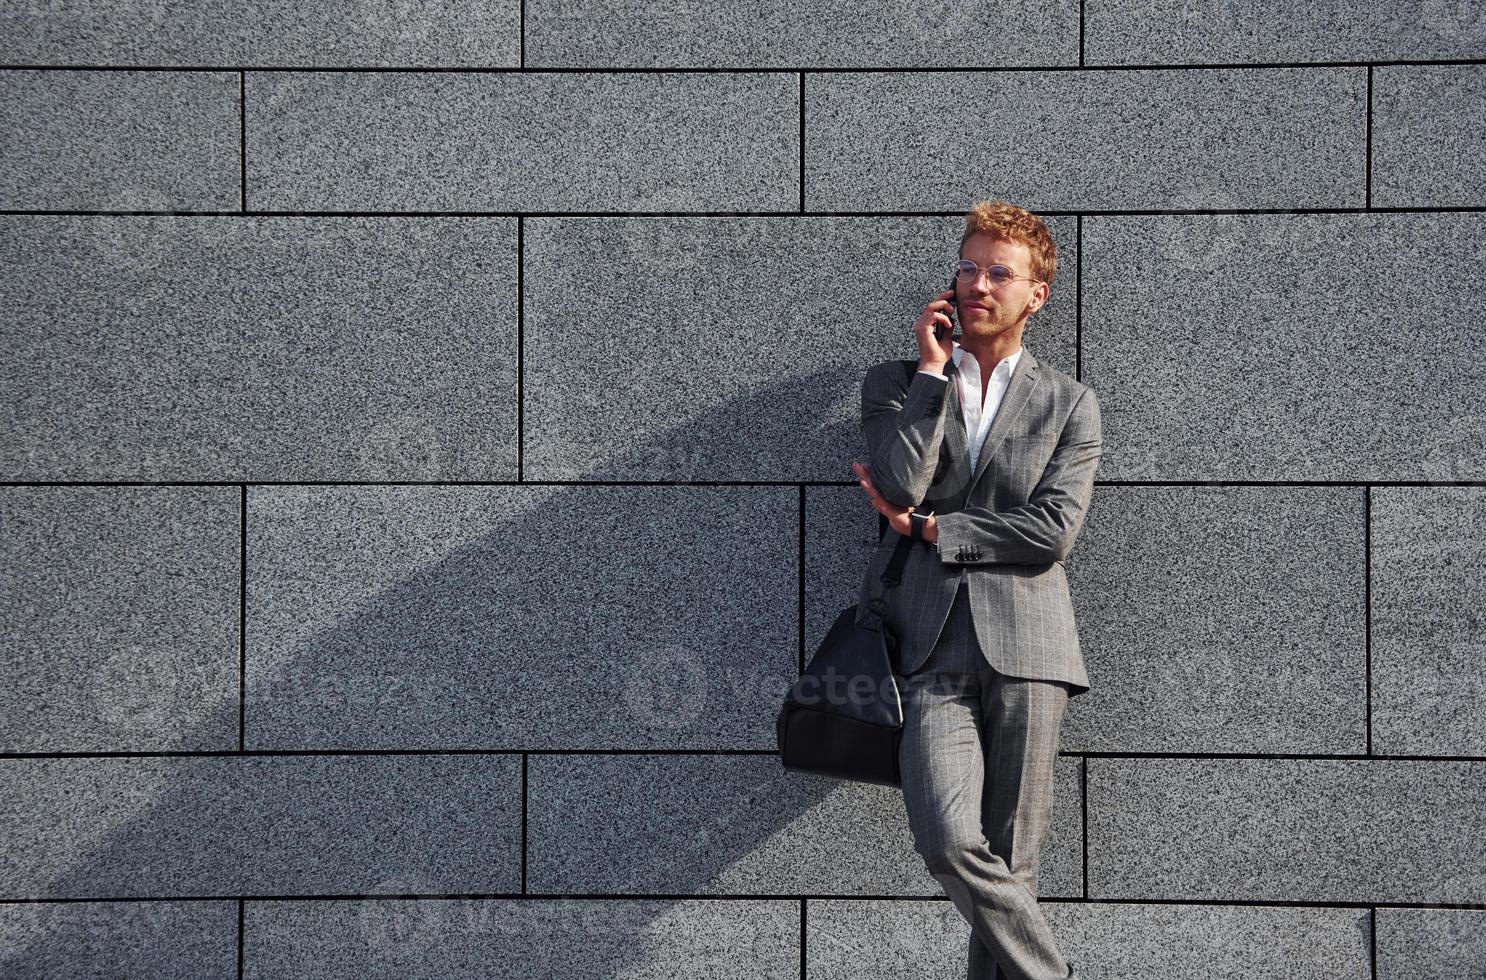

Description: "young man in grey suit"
850 200 1102 980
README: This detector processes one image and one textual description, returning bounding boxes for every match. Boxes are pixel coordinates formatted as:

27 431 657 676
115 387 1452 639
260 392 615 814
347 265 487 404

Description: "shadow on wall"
2 360 942 978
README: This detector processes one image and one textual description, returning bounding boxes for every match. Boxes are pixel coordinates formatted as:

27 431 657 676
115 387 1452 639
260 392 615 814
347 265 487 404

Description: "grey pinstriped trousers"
899 581 1078 980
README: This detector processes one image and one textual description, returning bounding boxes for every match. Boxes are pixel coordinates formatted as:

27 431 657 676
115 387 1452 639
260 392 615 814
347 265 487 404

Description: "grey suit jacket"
854 345 1103 695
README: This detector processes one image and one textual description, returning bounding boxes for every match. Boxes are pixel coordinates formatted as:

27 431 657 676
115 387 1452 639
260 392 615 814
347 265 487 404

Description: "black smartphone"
935 272 959 342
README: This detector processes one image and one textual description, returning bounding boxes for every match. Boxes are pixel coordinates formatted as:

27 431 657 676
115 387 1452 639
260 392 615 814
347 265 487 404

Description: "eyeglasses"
953 259 1043 287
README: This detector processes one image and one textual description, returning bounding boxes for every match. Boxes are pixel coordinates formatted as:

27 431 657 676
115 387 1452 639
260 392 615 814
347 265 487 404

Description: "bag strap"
878 532 916 590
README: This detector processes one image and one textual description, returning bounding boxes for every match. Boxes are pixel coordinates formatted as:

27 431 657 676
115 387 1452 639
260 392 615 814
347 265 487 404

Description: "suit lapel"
941 360 972 498
964 347 1041 497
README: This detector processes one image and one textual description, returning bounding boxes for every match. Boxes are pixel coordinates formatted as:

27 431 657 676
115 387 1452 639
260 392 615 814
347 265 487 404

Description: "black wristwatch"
909 508 931 541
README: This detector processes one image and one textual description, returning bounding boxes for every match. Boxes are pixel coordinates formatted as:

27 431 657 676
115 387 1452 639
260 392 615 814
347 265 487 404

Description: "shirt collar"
950 341 1023 378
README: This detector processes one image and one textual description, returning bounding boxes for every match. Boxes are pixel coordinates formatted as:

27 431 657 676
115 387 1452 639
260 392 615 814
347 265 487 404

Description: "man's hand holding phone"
913 287 957 375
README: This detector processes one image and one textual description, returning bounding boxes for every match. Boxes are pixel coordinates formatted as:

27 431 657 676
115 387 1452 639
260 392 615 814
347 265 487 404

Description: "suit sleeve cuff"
933 510 975 563
898 367 949 414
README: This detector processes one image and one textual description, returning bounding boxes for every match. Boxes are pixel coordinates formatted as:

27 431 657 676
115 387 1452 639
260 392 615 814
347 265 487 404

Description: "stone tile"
804 485 880 667
0 2 518 67
0 70 239 211
0 901 236 979
528 754 1083 897
0 486 240 753
522 215 1078 481
1373 65 1486 208
524 0 1079 68
1051 902 1371 980
1375 907 1486 980
1087 758 1486 903
1084 0 1486 64
1082 211 1486 481
246 72 797 211
245 485 797 750
808 899 1370 980
0 756 521 899
1066 485 1367 754
805 69 1363 211
244 897 797 979
1371 486 1486 757
0 215 517 481
807 897 990 978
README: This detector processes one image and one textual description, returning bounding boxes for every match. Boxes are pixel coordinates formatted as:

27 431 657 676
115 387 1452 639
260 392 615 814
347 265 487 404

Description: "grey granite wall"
1 2 1483 978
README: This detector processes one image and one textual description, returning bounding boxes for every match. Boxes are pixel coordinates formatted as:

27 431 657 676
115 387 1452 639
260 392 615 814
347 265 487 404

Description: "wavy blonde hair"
958 200 1057 287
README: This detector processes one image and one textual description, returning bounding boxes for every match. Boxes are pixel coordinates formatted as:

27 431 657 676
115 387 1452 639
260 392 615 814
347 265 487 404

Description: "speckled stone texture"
804 68 1364 212
246 72 799 212
523 0 1080 68
0 486 241 753
804 486 883 661
1087 757 1486 903
245 898 798 979
1373 65 1486 208
0 70 240 211
807 898 993 979
1375 907 1486 980
4 3 1484 975
1 216 518 482
0 755 521 899
0 901 236 980
1066 485 1367 754
808 899 1372 980
527 753 1085 897
1083 211 1486 481
0 1 518 67
522 215 1078 481
1370 486 1486 757
244 484 797 750
1083 0 1486 64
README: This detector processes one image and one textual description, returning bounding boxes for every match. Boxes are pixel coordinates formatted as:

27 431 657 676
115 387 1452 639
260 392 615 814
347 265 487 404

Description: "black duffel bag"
775 524 916 787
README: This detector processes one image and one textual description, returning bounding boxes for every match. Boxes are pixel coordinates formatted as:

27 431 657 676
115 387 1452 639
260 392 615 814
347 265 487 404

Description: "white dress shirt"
918 342 1023 475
